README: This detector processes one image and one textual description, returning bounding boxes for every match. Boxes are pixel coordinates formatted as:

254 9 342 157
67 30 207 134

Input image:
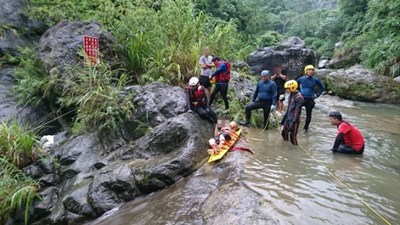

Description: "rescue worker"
296 65 325 132
186 77 217 124
199 47 214 99
329 111 365 154
239 70 277 128
271 69 287 115
281 80 304 145
208 121 239 155
209 57 230 110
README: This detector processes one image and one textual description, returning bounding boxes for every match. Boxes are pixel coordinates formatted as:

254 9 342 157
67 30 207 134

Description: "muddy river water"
92 96 400 225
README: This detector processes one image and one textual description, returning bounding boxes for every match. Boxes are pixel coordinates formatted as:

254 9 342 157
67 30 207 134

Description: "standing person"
281 80 304 145
186 77 217 124
271 69 287 115
199 47 214 99
209 57 230 110
296 65 325 132
239 70 277 128
329 111 365 154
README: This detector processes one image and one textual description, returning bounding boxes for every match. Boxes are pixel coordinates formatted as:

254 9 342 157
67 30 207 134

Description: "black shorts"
199 76 211 88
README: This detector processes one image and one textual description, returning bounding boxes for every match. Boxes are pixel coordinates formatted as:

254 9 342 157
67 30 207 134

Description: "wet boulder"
229 71 255 102
323 65 400 103
25 84 214 224
247 37 316 79
0 0 47 56
37 21 116 73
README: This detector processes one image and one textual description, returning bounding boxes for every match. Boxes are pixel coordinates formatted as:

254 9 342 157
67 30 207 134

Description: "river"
91 96 400 225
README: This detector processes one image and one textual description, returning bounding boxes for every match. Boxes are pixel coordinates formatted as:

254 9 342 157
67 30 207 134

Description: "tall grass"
0 121 41 225
114 0 249 85
13 48 49 107
47 61 135 133
0 121 39 168
0 157 40 225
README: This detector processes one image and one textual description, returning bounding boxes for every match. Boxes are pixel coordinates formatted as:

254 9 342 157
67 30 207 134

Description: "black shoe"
302 128 308 132
239 121 250 127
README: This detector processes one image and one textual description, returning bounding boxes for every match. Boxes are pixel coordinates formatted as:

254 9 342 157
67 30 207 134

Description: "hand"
205 107 210 113
313 94 318 99
270 105 276 111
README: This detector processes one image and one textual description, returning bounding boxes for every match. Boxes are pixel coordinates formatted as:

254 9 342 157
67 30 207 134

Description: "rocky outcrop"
22 83 214 225
247 37 316 79
0 0 47 56
322 65 400 103
0 68 58 131
37 21 116 74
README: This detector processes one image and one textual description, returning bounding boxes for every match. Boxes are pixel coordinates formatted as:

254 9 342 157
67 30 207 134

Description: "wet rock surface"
25 83 214 225
321 65 400 103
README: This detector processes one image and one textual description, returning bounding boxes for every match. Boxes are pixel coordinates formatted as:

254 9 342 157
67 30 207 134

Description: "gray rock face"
37 21 116 73
0 0 47 56
0 68 58 131
394 76 400 84
323 65 400 103
247 37 316 79
27 83 214 225
229 71 255 102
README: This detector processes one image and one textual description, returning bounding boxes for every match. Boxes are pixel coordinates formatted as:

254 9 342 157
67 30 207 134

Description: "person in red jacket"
329 111 365 154
186 77 217 124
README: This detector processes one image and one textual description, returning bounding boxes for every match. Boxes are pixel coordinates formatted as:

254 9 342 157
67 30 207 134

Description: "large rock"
37 21 116 73
323 65 400 103
26 83 214 225
247 37 316 79
0 0 47 56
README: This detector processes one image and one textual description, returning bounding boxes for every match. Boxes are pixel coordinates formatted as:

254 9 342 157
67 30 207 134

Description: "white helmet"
189 77 199 86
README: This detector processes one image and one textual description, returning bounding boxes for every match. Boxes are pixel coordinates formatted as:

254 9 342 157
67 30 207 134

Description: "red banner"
83 36 99 66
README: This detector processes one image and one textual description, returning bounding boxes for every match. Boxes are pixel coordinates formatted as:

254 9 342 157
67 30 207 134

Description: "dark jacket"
253 80 277 105
282 91 304 123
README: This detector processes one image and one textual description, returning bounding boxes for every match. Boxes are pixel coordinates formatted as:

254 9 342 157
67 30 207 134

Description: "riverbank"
88 95 400 225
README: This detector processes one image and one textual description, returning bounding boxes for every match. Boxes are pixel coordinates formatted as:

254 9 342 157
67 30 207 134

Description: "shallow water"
92 96 400 225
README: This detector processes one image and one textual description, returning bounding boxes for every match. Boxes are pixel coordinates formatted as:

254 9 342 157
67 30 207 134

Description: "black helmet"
329 111 342 121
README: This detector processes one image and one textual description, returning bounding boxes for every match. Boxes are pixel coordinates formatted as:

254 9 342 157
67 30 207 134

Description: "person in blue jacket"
296 65 325 132
239 70 277 128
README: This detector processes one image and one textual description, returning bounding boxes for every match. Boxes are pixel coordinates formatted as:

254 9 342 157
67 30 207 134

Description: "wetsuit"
281 91 304 145
331 121 365 154
245 80 277 128
296 75 325 131
187 85 217 123
209 62 229 109
273 75 286 102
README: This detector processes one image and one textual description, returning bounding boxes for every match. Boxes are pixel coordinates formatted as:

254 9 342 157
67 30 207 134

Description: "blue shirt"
296 76 325 99
253 80 277 105
211 62 227 77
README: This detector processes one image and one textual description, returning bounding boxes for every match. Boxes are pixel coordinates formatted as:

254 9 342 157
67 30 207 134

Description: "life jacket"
215 61 231 83
188 85 206 107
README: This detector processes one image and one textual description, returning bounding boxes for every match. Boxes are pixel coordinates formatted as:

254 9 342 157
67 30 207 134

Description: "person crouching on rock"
329 111 365 154
239 70 277 128
208 121 239 155
186 77 218 124
281 80 304 145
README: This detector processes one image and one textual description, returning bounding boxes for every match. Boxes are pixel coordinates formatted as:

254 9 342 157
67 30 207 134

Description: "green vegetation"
0 122 41 225
50 62 135 133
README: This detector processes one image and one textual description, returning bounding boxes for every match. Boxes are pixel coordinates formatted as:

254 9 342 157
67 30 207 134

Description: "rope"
298 144 392 225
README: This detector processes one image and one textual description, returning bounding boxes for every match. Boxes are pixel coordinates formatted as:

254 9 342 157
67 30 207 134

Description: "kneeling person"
208 121 239 155
329 111 365 154
281 80 304 145
186 77 217 124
